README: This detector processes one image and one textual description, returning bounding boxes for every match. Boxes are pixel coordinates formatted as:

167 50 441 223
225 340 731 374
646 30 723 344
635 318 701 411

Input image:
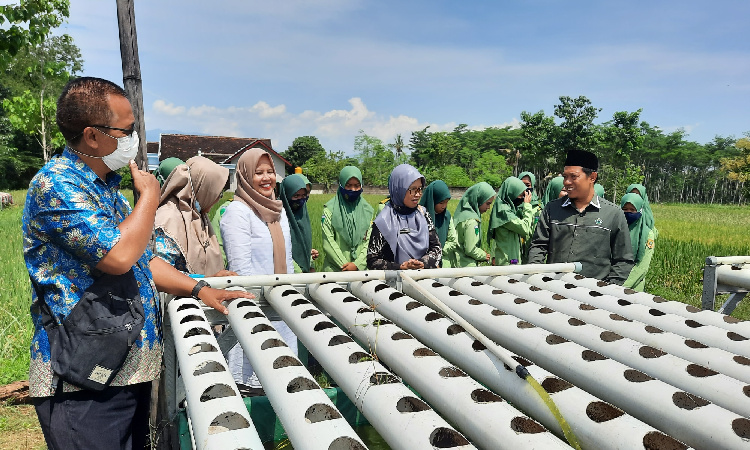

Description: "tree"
303 150 347 192
0 0 70 59
520 110 557 175
388 133 409 165
721 136 750 199
554 95 601 153
282 135 325 170
355 131 395 186
599 109 643 200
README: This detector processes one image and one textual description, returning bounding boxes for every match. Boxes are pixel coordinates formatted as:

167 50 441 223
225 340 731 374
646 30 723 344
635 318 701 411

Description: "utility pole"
116 0 147 171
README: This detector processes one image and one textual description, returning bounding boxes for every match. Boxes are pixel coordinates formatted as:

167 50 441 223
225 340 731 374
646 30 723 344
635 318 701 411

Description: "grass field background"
1 190 749 385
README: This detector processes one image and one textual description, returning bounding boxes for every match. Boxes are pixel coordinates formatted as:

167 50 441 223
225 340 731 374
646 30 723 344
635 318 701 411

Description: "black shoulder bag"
32 269 145 391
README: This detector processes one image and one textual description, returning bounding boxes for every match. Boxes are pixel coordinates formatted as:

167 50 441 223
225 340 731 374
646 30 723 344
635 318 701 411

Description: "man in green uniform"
528 150 633 284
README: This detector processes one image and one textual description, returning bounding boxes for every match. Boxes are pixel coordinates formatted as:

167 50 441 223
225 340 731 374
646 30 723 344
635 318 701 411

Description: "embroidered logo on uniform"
321 215 325 224
89 365 113 384
595 218 603 225
474 225 479 235
646 238 655 249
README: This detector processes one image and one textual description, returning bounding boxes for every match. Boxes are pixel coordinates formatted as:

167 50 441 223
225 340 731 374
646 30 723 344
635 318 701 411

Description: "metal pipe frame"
517 274 750 358
304 282 569 450
404 279 750 449
225 290 367 450
475 275 750 384
555 272 750 336
348 280 678 450
450 277 750 417
270 283 476 450
167 296 263 450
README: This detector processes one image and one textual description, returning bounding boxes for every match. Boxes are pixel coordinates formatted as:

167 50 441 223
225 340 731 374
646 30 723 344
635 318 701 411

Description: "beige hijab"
234 148 287 274
154 156 228 275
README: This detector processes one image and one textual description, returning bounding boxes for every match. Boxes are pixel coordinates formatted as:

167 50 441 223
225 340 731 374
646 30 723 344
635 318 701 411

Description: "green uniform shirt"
623 228 656 291
210 200 232 266
441 216 459 268
521 203 543 263
455 218 488 267
528 195 634 284
491 202 534 266
321 206 371 271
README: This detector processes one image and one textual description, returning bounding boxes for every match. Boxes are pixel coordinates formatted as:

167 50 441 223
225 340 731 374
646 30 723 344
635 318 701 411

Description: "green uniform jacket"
491 202 534 266
455 218 488 267
521 203 543 263
528 196 634 284
441 216 459 268
210 200 232 266
321 206 371 271
623 228 656 291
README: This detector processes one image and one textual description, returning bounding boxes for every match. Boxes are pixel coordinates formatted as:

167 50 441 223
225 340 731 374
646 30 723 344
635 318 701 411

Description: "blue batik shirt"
22 148 163 397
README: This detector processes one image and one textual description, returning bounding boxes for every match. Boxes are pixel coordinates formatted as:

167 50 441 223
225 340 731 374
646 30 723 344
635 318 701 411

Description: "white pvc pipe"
405 279 750 449
167 297 263 450
717 265 750 291
306 282 569 450
713 256 750 265
349 280 680 450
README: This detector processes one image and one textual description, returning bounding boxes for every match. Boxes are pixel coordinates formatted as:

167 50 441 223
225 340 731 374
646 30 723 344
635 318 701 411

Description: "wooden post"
116 0 147 172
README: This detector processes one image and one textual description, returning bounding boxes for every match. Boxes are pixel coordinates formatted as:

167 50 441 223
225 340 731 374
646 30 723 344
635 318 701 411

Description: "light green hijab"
488 177 527 243
325 166 374 251
542 176 564 205
518 171 540 209
626 183 655 230
419 180 452 247
280 174 312 272
594 183 605 199
621 193 655 263
453 182 496 225
154 157 185 186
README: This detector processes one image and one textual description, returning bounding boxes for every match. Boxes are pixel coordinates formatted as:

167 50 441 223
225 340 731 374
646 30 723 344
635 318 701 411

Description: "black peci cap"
564 150 598 171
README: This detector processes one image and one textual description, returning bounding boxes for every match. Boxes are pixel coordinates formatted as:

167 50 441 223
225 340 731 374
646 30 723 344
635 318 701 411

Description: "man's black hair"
56 77 128 146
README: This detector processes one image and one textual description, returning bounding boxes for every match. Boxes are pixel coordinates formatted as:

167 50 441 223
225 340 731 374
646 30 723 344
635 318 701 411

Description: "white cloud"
153 100 185 116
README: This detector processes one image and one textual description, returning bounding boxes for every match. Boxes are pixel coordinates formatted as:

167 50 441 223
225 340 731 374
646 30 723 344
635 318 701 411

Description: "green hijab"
154 157 185 186
621 193 655 263
299 174 312 192
419 180 452 247
542 176 564 205
453 182 496 225
594 183 605 199
518 171 540 208
280 174 312 272
488 177 527 243
626 183 655 230
325 166 374 250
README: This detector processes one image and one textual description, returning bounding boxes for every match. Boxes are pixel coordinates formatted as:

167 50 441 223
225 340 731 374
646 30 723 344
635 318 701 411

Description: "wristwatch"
191 280 209 300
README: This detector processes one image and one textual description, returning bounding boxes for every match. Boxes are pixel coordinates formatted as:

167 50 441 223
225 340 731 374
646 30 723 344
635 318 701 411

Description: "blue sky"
54 0 749 154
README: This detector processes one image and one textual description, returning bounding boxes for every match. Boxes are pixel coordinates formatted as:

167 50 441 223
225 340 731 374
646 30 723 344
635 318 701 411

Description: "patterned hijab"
518 171 540 209
280 174 312 272
452 182 496 225
374 164 428 264
542 176 565 205
626 183 655 230
234 148 287 274
419 180 452 247
155 156 228 275
621 193 654 263
325 166 374 252
488 177 527 243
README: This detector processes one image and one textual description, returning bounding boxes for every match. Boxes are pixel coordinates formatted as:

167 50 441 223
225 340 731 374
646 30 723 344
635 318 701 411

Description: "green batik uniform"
621 192 657 291
441 216 459 268
528 195 634 284
455 218 487 267
321 206 371 271
624 228 656 291
210 200 232 265
491 202 534 265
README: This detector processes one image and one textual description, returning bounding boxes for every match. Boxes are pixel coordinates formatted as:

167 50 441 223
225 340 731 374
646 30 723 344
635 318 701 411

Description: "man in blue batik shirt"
22 77 254 450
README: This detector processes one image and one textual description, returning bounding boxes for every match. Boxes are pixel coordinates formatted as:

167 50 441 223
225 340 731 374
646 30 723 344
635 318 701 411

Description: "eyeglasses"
92 124 136 137
406 187 423 196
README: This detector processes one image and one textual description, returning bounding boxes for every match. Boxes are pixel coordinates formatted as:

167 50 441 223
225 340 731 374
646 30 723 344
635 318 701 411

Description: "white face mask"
100 130 139 171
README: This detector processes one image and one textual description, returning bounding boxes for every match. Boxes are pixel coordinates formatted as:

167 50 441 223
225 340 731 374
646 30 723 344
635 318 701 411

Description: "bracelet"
191 280 209 300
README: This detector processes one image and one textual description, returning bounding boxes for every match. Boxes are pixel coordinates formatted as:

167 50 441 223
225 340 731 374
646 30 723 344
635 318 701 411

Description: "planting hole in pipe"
446 324 465 335
193 361 226 376
574 274 585 280
686 364 718 377
728 331 748 341
188 343 218 355
624 369 654 383
235 300 256 308
735 355 750 366
301 309 322 319
287 376 319 393
273 356 302 369
589 291 603 297
414 347 438 357
546 334 568 345
568 318 586 326
471 340 487 351
492 289 506 295
405 301 422 310
471 389 503 403
184 327 210 338
529 286 542 291
539 307 555 314
649 309 666 317
329 437 367 450
585 401 625 423
491 309 507 316
314 321 337 331
291 299 310 306
596 280 610 287
510 417 546 434
639 346 666 358
371 372 399 385
551 294 566 300
579 303 596 310
199 383 235 402
564 283 576 289
438 366 467 378
517 321 536 329
429 428 470 448
541 377 573 393
328 335 353 346
645 325 663 334
389 292 405 300
243 311 264 319
281 289 298 296
672 392 710 410
514 297 528 304
617 299 632 306
426 312 444 321
448 289 462 297
600 331 623 342
207 412 250 435
396 396 430 412
349 351 371 363
330 287 347 294
372 318 392 326
373 283 388 292
508 279 519 284
304 403 342 423
543 276 554 282
684 339 708 349
343 296 359 303
251 324 275 334
642 431 688 450
176 303 199 312
733 418 750 439
610 314 632 322
468 299 482 305
582 350 608 361
391 332 413 340
745 386 750 398
724 315 741 323
261 338 288 350
432 281 445 288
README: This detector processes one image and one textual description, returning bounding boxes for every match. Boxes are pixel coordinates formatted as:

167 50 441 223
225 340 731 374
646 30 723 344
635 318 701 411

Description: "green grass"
1 191 749 384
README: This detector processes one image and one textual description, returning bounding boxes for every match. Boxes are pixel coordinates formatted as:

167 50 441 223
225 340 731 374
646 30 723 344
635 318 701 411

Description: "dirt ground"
0 403 45 450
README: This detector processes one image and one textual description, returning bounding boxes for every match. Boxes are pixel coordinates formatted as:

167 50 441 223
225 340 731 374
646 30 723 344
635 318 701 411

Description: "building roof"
157 134 291 166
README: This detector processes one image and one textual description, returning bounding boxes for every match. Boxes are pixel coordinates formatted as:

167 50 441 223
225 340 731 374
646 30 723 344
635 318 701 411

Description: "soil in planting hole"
510 416 546 433
624 369 654 383
733 418 750 439
672 392 710 410
642 431 689 450
541 377 573 393
585 401 624 423
429 428 470 448
686 364 718 377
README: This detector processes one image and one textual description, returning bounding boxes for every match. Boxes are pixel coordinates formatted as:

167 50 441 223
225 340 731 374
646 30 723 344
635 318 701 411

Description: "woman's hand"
524 190 532 203
212 270 238 277
311 249 319 260
399 259 424 270
341 262 358 271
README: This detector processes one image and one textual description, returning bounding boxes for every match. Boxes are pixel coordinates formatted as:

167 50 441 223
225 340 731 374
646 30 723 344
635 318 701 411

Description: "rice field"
1 191 749 386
